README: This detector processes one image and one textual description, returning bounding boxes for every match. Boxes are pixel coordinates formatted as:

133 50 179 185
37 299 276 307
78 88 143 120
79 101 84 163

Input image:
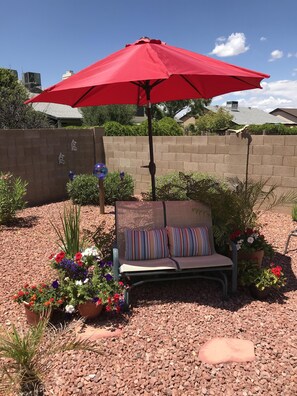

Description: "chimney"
226 101 238 111
62 70 74 80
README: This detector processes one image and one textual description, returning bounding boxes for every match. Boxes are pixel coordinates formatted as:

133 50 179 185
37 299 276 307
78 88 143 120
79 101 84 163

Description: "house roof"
31 102 82 120
270 108 297 118
206 105 291 125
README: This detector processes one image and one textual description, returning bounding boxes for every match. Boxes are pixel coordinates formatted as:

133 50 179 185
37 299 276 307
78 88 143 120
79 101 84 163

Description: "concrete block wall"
103 134 297 198
1 129 297 206
0 127 105 205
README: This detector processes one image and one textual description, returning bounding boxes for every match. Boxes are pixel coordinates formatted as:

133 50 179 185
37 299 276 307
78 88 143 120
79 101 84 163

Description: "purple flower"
52 280 59 289
104 274 113 282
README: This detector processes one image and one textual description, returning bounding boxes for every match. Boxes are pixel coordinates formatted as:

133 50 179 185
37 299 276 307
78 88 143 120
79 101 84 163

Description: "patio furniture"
113 200 237 306
284 228 297 254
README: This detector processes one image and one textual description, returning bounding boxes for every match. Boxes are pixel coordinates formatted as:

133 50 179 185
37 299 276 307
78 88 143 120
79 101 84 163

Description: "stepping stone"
198 337 255 364
76 325 123 341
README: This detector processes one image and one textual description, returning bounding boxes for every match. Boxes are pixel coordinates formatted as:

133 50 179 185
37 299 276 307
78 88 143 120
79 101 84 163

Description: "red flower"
246 228 254 235
118 281 124 287
113 293 120 302
77 261 83 267
55 251 65 263
106 305 111 312
57 299 63 305
49 298 55 303
49 253 55 260
24 283 29 288
31 285 37 290
271 267 282 277
116 306 121 313
75 252 82 262
18 290 25 297
95 298 102 306
44 301 51 307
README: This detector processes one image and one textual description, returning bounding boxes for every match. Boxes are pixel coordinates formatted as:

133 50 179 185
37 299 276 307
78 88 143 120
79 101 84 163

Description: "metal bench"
113 200 237 305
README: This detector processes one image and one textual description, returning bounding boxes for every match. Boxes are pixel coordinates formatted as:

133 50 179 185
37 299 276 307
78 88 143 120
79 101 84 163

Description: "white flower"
65 305 75 314
83 278 89 284
238 239 243 245
64 277 70 281
75 280 83 286
247 236 254 244
236 243 242 251
82 246 100 258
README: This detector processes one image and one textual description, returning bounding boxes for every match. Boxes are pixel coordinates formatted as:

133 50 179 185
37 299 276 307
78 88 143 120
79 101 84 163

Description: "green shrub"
104 172 134 204
292 204 297 221
143 171 223 201
67 172 134 206
0 173 27 225
67 174 99 205
156 117 183 136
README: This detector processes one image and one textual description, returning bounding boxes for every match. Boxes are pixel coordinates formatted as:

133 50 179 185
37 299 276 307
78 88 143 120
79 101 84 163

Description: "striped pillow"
167 226 211 257
124 228 169 261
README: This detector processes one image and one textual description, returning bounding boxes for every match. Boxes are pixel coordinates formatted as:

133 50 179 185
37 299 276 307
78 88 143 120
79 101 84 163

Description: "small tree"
194 108 233 134
81 104 136 126
0 68 49 129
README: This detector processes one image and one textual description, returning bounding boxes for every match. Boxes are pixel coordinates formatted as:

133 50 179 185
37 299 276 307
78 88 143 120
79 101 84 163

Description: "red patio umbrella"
26 37 269 200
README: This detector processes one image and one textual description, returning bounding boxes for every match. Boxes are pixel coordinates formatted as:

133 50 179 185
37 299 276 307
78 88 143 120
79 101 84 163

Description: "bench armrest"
229 241 238 293
113 247 120 281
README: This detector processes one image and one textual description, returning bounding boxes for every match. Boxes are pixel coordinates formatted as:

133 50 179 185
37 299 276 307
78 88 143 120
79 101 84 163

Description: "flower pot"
24 303 51 326
249 284 271 300
238 249 264 267
77 301 103 319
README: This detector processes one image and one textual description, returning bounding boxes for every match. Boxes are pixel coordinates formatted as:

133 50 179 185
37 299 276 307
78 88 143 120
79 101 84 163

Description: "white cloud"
269 50 283 62
288 52 297 58
210 33 249 57
212 79 297 113
260 36 267 41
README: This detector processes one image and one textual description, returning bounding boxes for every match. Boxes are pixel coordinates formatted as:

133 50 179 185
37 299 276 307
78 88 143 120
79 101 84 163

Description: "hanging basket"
77 301 103 319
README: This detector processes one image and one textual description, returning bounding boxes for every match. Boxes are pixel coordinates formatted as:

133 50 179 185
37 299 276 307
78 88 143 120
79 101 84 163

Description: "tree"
81 104 136 126
153 99 211 120
194 108 233 134
0 68 49 129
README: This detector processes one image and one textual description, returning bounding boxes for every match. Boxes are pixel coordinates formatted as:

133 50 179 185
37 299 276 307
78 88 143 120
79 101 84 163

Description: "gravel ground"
0 201 296 396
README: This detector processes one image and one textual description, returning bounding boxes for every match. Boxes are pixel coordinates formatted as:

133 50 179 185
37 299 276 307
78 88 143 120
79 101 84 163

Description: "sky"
1 0 297 112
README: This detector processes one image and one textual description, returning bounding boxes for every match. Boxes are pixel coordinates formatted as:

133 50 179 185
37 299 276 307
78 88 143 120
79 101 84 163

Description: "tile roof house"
178 101 296 128
32 102 83 128
207 101 294 125
269 108 297 125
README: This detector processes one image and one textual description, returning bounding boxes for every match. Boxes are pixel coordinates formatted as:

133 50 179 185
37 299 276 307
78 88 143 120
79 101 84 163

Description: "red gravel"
0 202 296 395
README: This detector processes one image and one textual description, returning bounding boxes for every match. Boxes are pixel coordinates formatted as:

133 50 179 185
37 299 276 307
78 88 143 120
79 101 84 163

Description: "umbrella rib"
72 87 96 107
231 76 261 89
181 76 204 97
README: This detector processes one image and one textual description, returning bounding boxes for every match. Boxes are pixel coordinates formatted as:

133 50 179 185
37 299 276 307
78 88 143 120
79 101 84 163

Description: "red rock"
198 338 255 364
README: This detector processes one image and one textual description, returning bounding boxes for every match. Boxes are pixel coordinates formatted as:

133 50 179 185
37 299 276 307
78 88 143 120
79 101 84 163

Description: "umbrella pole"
145 84 156 201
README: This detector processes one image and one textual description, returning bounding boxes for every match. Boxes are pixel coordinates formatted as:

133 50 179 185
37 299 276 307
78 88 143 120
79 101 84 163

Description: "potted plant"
13 281 64 325
238 260 286 300
230 228 274 266
50 246 125 318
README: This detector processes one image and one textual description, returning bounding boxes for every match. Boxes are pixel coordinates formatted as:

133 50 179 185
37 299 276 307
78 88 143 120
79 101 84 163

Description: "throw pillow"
125 228 169 261
166 226 211 257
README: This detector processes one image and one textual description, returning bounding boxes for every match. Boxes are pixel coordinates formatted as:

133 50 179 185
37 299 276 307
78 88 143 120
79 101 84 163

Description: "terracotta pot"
77 301 103 319
24 303 51 326
238 249 264 267
249 284 271 300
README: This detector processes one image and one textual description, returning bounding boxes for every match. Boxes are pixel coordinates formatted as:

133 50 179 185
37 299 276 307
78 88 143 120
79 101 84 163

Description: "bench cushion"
125 228 169 261
174 253 233 270
119 257 177 273
167 226 211 257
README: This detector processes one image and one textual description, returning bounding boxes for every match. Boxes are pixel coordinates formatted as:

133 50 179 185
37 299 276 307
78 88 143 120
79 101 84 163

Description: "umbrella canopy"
26 37 269 199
